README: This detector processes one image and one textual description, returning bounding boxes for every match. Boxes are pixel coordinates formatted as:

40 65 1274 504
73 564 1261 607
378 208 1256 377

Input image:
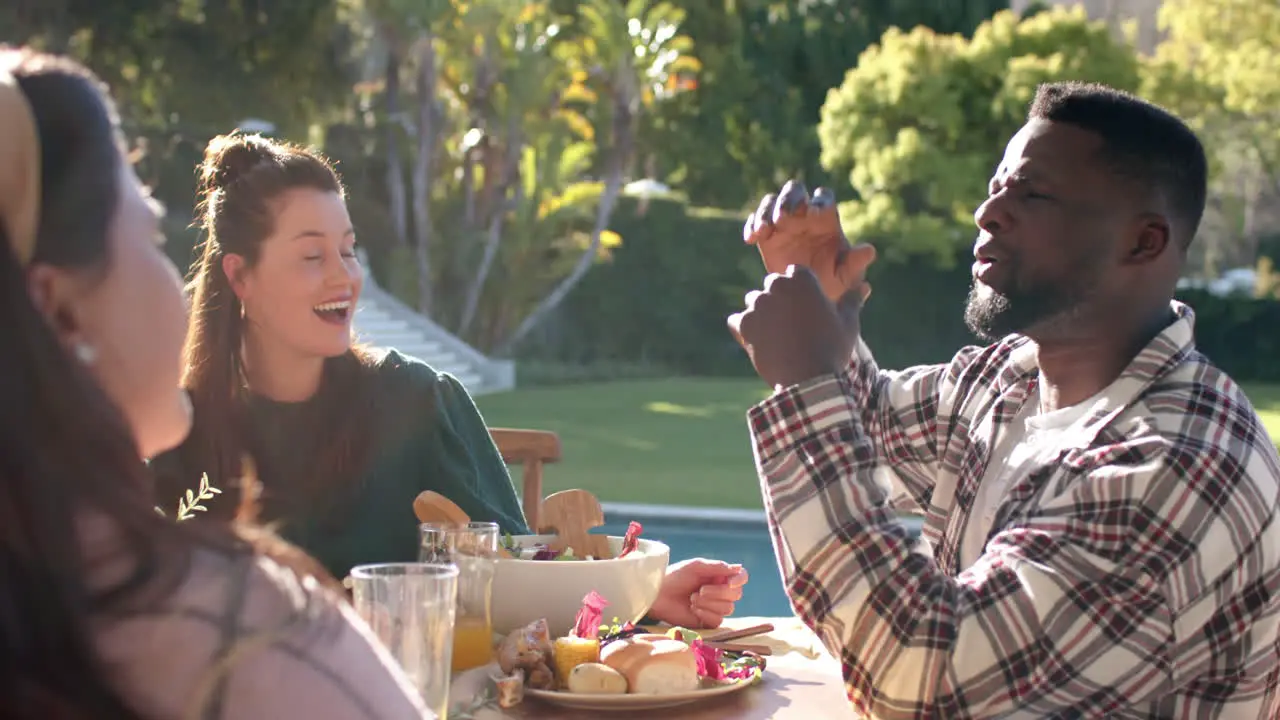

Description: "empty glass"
419 522 498 672
349 562 458 719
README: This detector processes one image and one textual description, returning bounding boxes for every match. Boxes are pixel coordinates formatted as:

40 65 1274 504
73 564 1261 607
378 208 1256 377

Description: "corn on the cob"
553 635 601 688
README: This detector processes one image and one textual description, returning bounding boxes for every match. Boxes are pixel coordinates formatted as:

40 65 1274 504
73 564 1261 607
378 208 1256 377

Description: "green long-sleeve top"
150 349 529 580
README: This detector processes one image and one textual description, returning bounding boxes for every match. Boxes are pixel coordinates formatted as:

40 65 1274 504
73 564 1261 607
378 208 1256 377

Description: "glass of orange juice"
419 521 498 672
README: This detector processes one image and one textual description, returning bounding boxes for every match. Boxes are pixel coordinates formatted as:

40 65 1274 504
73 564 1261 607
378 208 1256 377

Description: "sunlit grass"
478 379 1280 508
1244 383 1280 448
477 378 772 508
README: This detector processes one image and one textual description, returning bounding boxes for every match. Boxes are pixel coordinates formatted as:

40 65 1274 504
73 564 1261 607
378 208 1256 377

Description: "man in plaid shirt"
729 81 1280 718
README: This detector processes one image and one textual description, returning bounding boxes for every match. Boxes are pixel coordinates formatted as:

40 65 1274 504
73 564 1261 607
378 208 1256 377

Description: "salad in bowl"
491 522 669 636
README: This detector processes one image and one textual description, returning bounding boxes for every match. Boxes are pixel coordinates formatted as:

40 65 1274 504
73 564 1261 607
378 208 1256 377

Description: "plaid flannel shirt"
749 301 1280 719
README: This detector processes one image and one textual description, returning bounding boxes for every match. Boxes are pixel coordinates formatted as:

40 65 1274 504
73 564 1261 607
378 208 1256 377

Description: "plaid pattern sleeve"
839 338 986 511
748 306 1280 718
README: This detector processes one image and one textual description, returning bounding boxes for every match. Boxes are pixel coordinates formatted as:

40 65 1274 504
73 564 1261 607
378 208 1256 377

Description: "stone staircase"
352 262 515 396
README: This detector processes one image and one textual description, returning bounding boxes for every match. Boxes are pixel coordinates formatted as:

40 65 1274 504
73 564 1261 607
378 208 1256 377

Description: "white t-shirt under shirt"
959 387 1103 569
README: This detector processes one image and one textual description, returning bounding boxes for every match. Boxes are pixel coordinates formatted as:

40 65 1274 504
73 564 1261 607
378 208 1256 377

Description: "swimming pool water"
600 511 925 618
600 513 792 617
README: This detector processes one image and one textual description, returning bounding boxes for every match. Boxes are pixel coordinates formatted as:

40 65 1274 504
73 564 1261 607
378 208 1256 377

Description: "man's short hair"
1028 81 1207 249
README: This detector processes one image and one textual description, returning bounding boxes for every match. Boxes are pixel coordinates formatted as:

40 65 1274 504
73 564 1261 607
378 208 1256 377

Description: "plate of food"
489 592 767 712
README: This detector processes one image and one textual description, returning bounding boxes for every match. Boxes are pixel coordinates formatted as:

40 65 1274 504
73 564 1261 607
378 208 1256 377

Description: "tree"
470 125 621 350
344 0 698 354
817 7 1142 265
1145 0 1280 274
2 0 352 140
1149 0 1280 156
355 0 457 316
498 0 699 354
3 0 356 255
631 0 1009 208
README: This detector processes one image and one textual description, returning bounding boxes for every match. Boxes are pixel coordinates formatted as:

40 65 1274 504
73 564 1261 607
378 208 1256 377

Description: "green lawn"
477 378 774 509
1245 383 1280 447
478 379 1280 509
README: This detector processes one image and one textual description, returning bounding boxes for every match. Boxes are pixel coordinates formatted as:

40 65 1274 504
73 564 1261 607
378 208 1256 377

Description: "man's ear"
25 262 84 344
1124 213 1171 265
221 253 250 300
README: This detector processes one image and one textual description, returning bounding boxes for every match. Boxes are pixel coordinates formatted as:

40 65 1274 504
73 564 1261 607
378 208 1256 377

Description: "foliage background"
3 0 1277 380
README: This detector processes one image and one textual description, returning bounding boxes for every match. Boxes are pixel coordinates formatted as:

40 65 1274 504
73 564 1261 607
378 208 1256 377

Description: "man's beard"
963 279 1089 343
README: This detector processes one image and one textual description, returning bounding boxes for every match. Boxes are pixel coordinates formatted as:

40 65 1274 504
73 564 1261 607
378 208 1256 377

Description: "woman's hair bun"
198 133 275 195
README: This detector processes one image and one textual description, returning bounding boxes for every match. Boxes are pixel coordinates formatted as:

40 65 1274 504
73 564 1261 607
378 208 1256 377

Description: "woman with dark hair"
152 132 749 630
0 47 426 718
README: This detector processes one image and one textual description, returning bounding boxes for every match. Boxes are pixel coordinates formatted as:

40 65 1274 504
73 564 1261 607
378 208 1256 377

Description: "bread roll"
600 634 700 695
566 663 628 694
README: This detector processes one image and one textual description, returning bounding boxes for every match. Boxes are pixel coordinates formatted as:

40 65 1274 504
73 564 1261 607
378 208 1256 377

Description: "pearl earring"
73 341 98 365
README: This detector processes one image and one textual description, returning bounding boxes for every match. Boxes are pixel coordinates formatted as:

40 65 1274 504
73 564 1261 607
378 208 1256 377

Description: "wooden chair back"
488 428 562 531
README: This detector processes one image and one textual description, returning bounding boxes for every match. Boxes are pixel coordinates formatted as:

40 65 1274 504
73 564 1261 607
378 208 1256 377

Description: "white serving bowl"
490 534 669 637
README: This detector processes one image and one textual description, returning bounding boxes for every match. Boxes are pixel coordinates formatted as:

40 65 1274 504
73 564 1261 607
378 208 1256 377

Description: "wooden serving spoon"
413 490 471 526
539 489 612 559
412 491 514 558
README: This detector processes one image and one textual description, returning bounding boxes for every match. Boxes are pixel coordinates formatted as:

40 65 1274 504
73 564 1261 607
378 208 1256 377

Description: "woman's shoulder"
100 548 427 719
363 347 472 398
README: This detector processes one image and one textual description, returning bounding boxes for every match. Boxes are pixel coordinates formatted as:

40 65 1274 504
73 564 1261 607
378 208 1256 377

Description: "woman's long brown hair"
174 133 376 528
0 49 246 719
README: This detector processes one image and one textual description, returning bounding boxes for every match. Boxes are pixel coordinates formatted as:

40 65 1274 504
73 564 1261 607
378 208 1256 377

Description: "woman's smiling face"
222 187 362 361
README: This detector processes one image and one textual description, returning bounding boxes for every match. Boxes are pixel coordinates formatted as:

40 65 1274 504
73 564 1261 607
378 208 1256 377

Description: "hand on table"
647 558 749 629
743 179 876 304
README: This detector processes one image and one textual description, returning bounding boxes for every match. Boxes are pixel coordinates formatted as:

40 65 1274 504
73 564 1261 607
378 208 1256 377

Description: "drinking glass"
419 522 498 672
350 562 458 719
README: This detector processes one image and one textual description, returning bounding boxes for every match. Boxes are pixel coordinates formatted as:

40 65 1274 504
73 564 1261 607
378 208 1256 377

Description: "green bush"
550 196 758 376
1175 289 1280 382
546 196 1280 383
859 256 977 369
166 184 1277 384
547 196 981 375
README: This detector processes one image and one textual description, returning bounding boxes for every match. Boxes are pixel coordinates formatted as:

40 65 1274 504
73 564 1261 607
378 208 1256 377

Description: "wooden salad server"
413 490 516 558
413 490 472 526
539 489 612 559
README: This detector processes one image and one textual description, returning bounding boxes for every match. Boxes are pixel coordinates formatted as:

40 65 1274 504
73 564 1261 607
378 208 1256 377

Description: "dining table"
445 616 849 719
